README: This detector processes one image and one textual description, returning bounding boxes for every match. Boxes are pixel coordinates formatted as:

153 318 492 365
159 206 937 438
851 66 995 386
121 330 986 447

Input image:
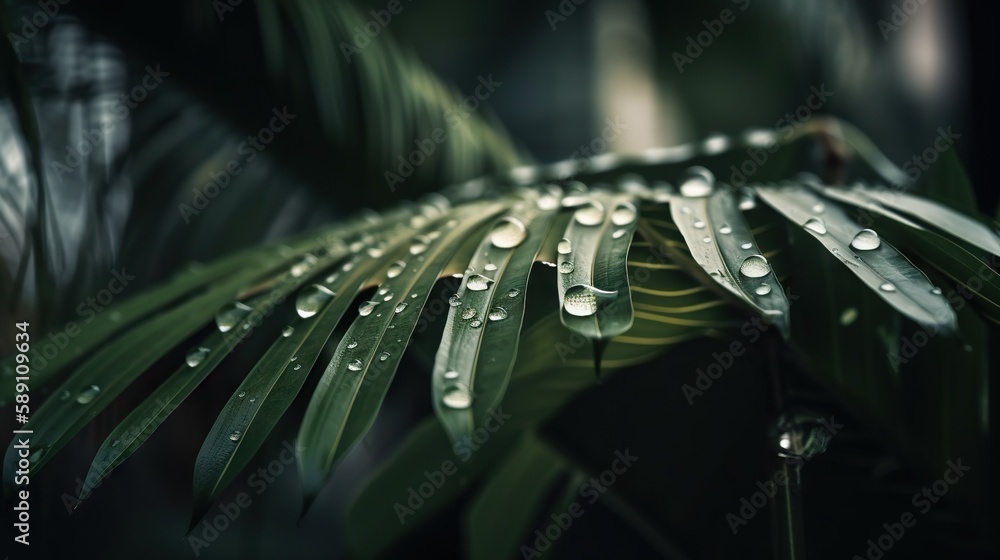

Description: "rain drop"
557 238 572 255
449 295 461 307
379 352 390 362
359 301 380 316
229 431 241 442
507 288 521 298
290 254 318 277
488 307 508 321
216 302 252 332
409 243 427 255
804 217 827 235
812 203 826 214
76 385 100 404
679 167 715 197
282 326 294 338
347 340 359 349
739 255 771 278
574 201 605 226
693 219 705 229
558 261 575 274
840 307 858 326
387 261 406 278
490 217 528 248
238 391 246 398
741 242 753 250
347 359 363 372
755 284 772 295
563 285 616 317
702 236 712 243
851 229 881 251
467 274 494 292
186 347 210 368
442 384 473 409
931 287 942 295
296 284 336 318
443 370 460 379
394 303 408 314
611 202 638 226
880 282 896 292
470 319 483 329
461 307 477 320
718 225 732 235
612 229 627 239
484 263 498 272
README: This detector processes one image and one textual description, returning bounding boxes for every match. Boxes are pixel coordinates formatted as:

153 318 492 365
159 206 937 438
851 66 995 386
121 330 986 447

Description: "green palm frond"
3 122 997 554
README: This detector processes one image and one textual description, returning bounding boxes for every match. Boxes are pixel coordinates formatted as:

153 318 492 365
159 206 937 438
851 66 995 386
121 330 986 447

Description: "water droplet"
216 302 252 332
490 217 528 248
772 412 832 459
229 431 241 442
342 262 355 272
740 255 771 278
296 284 336 318
387 260 406 278
290 254 318 277
410 243 427 255
461 307 477 320
359 301 380 316
442 384 473 409
238 391 246 398
60 390 71 401
186 347 210 367
811 203 826 214
282 326 294 338
755 284 772 295
851 229 881 251
804 217 827 235
738 189 757 210
612 229 627 239
347 359 363 372
563 285 616 317
840 307 858 326
679 175 714 198
488 307 508 321
536 194 560 210
575 201 605 226
293 364 301 371
880 282 896 292
443 370 460 380
611 202 638 226
507 288 521 298
741 242 753 250
484 263 498 271
702 236 712 244
449 295 461 307
719 225 732 235
467 274 494 292
367 246 385 258
76 385 100 404
931 287 942 295
470 319 483 328
557 238 572 255
382 292 395 302
558 261 575 274
111 439 120 448
394 303 408 314
379 352 390 362
692 219 705 229
347 340 359 349
325 273 339 284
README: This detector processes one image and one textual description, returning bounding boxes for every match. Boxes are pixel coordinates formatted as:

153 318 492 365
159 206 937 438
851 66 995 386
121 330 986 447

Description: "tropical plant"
0 0 995 558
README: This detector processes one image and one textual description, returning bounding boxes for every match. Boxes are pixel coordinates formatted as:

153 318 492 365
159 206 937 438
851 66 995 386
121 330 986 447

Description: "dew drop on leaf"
359 301 380 316
557 238 572 255
387 260 406 278
467 274 494 291
76 385 100 404
739 255 771 278
574 201 605 226
282 326 294 338
558 261 575 274
804 217 827 235
186 347 210 368
851 229 881 251
442 384 473 409
296 284 336 318
611 202 637 226
347 359 363 372
490 217 528 248
488 307 508 321
216 302 252 332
